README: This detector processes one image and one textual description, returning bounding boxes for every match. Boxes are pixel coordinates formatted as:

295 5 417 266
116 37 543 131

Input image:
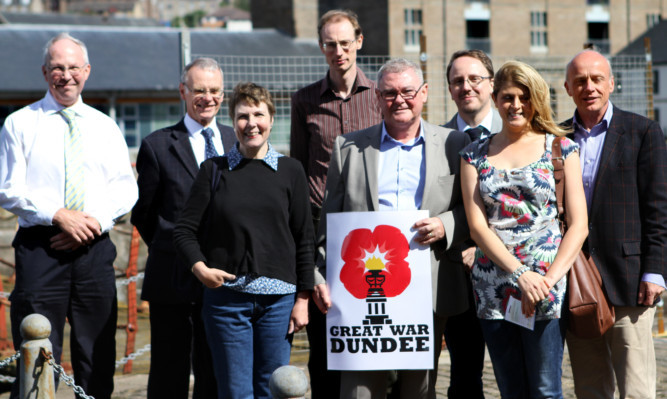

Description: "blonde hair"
493 61 570 136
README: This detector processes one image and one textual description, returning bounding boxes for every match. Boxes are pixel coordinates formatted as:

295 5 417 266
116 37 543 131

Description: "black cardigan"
173 155 314 292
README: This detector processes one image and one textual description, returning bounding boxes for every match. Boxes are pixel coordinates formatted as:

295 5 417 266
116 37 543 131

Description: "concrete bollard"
269 365 309 399
19 314 55 399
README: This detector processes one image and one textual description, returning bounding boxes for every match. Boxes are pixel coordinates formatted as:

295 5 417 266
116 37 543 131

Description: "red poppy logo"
339 225 411 299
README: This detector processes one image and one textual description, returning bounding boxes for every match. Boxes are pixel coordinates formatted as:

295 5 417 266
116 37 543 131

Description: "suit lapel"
590 107 624 219
363 126 381 211
490 108 503 134
217 123 237 154
422 122 446 210
170 119 200 179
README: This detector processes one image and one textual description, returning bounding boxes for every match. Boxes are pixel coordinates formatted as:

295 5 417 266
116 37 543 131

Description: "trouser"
10 226 117 399
147 301 216 399
567 306 657 399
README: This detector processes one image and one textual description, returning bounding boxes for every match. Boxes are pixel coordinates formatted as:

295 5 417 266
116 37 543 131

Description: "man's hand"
312 283 331 314
191 262 236 289
289 291 310 334
461 247 476 272
51 208 101 251
638 281 665 306
413 217 445 246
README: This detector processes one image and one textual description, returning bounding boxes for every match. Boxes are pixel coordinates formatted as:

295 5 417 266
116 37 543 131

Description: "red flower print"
339 225 411 299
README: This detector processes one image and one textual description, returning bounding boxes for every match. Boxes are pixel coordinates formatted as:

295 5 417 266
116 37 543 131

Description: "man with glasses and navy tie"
131 57 236 399
437 49 502 399
0 33 137 399
290 9 381 399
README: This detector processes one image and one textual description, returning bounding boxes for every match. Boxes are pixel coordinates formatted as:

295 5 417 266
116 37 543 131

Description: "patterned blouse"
460 133 579 320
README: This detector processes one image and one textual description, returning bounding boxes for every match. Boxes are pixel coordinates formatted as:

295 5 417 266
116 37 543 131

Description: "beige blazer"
315 120 471 317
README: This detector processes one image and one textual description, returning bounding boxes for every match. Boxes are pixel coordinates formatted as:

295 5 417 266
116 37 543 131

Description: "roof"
207 6 250 21
0 11 162 27
616 20 667 64
0 26 321 93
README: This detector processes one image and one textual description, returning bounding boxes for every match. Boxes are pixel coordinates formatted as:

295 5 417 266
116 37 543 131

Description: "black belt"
17 225 109 246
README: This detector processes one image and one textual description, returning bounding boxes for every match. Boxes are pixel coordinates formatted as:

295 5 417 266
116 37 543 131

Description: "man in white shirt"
0 33 137 399
131 57 236 399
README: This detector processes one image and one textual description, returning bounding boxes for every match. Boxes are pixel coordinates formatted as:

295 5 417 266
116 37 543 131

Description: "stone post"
19 314 55 399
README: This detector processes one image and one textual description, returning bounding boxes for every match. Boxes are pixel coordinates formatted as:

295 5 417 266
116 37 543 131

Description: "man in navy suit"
439 49 502 399
564 49 667 399
131 57 236 399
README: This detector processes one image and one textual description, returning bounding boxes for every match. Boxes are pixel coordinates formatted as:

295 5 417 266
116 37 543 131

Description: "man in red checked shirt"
290 9 381 399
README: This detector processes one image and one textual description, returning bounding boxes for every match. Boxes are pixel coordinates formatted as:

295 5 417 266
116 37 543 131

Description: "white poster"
326 211 434 371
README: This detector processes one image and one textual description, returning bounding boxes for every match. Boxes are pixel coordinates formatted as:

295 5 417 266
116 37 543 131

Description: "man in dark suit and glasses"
564 49 667 399
438 49 502 399
131 57 236 399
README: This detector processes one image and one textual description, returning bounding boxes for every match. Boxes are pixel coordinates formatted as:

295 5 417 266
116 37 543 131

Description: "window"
466 20 490 54
404 9 423 52
550 88 557 117
530 11 548 51
118 102 182 148
654 70 660 95
587 22 609 54
647 14 662 29
587 0 609 4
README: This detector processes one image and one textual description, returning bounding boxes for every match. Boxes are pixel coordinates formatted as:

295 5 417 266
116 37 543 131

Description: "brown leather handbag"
552 137 615 339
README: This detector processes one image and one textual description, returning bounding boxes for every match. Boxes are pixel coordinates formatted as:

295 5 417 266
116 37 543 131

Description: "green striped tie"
60 108 84 211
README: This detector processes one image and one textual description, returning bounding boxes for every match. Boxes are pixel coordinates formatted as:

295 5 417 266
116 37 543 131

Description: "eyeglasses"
187 86 223 99
47 64 88 77
321 39 357 52
450 76 492 89
378 83 425 101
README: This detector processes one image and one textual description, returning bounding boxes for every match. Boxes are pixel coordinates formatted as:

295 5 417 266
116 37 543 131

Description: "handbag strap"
551 136 567 232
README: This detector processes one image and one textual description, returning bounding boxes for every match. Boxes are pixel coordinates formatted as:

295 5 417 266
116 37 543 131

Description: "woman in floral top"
460 61 588 398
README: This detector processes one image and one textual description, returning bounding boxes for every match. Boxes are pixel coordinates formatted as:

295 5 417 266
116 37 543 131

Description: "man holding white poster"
313 58 471 399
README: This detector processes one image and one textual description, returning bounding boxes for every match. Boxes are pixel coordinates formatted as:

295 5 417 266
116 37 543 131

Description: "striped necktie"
60 108 84 211
201 128 219 159
465 126 489 142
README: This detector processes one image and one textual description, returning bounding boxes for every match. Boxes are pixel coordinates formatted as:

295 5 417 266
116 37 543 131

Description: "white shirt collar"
456 108 494 132
184 113 219 138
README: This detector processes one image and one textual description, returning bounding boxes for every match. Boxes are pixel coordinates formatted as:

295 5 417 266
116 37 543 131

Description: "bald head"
564 50 614 129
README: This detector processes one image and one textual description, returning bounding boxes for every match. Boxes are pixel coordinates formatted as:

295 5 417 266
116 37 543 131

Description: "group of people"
0 7 664 399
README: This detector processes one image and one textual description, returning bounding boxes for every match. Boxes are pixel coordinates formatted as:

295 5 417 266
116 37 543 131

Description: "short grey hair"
377 58 424 86
43 32 89 66
180 57 224 86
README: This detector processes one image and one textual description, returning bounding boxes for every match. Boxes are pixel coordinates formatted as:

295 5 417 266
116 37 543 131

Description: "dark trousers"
147 302 216 399
308 207 341 398
307 299 341 399
442 293 486 399
10 226 117 399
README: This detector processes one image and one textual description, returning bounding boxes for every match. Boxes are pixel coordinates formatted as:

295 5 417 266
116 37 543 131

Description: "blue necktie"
201 128 219 159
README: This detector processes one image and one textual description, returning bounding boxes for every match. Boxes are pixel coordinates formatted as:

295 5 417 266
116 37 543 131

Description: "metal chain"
43 349 95 399
115 272 144 287
115 343 151 368
0 352 20 383
0 352 20 369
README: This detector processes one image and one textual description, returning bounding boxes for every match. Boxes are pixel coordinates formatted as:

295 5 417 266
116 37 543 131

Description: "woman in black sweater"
174 82 314 399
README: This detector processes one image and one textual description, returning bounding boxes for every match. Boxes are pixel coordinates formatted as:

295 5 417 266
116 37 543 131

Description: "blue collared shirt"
573 102 613 212
573 102 665 289
377 121 426 211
